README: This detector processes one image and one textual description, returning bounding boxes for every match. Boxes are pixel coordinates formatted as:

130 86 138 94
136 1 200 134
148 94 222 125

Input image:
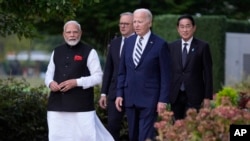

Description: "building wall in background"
225 33 250 85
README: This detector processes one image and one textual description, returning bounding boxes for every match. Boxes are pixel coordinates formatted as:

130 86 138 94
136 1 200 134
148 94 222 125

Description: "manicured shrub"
0 77 48 141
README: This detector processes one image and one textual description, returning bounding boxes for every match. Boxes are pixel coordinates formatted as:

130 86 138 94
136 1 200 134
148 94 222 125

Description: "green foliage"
233 76 250 94
215 87 239 107
226 19 250 33
0 35 33 62
0 0 100 38
1 0 250 57
0 78 128 140
0 77 49 141
153 15 179 42
230 77 250 109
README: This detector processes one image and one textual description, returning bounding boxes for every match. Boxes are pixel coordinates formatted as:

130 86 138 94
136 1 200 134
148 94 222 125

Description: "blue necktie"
120 37 125 56
182 43 188 68
134 37 143 66
180 43 188 91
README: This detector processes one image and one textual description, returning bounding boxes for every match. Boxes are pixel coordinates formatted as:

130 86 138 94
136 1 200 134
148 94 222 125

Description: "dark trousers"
171 90 188 120
125 106 157 141
107 100 125 141
171 90 201 120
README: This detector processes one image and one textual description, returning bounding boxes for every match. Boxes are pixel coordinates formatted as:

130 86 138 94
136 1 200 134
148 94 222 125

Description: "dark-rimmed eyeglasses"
119 23 130 26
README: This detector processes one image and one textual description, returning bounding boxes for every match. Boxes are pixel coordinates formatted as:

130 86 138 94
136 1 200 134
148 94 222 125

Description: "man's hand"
115 97 123 112
157 102 166 114
59 79 77 92
49 81 61 92
203 99 210 108
99 95 107 109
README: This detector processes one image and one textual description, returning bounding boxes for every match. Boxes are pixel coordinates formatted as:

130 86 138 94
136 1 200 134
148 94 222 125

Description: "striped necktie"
134 37 143 66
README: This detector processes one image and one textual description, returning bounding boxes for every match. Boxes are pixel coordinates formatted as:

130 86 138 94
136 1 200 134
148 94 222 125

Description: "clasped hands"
49 79 77 92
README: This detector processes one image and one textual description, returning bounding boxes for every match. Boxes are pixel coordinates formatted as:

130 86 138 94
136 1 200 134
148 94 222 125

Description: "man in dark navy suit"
115 8 171 141
99 12 134 141
168 14 213 120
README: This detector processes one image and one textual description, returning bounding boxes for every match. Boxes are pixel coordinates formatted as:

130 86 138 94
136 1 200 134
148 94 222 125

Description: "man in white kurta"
45 20 114 141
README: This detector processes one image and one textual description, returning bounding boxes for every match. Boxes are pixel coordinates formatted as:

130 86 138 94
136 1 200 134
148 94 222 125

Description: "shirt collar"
182 37 193 45
138 30 151 41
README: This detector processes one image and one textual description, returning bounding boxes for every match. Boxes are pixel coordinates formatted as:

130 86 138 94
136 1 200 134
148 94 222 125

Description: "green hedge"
0 78 48 141
153 14 226 93
226 19 250 33
0 78 128 141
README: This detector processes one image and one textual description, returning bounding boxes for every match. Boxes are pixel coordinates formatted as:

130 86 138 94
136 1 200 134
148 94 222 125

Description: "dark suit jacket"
117 33 171 108
101 37 122 100
169 38 213 106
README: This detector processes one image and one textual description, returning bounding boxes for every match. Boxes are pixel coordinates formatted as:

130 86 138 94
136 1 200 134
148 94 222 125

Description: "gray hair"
133 8 152 22
63 20 81 31
120 12 133 17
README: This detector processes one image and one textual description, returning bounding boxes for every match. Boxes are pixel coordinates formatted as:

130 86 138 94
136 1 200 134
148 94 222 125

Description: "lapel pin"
192 48 194 52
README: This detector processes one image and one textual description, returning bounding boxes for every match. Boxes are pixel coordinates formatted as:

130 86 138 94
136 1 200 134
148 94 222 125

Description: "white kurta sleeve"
44 51 55 88
76 49 103 89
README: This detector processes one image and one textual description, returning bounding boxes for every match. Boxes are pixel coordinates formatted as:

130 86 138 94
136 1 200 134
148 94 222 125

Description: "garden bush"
214 86 239 107
0 77 48 141
154 86 250 141
233 77 250 109
0 77 128 141
2 76 250 141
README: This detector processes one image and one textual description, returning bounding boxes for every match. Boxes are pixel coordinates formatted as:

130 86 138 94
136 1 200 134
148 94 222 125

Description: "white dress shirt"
181 37 193 53
133 30 151 59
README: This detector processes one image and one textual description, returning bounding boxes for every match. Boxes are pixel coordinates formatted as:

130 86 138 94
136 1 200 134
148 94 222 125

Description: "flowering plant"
154 86 250 141
154 102 250 141
233 77 250 109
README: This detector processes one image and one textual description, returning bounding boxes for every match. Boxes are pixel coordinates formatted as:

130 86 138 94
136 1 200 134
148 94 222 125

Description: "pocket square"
74 55 83 61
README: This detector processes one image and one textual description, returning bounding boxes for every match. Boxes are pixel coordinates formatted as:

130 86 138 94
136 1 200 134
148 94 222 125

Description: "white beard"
66 39 80 46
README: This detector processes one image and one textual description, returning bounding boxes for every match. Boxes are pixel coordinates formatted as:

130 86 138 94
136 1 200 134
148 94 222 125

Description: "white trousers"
47 111 114 141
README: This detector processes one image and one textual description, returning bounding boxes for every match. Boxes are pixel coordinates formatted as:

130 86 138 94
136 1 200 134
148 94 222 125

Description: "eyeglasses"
119 23 130 26
178 25 193 30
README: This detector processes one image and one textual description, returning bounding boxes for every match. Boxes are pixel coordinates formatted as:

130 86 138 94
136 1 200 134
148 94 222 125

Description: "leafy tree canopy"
1 0 250 52
0 0 100 39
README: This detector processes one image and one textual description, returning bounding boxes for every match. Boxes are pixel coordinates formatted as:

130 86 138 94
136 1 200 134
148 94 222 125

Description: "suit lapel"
136 34 154 67
127 35 137 67
184 38 197 68
177 40 183 68
115 37 122 59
